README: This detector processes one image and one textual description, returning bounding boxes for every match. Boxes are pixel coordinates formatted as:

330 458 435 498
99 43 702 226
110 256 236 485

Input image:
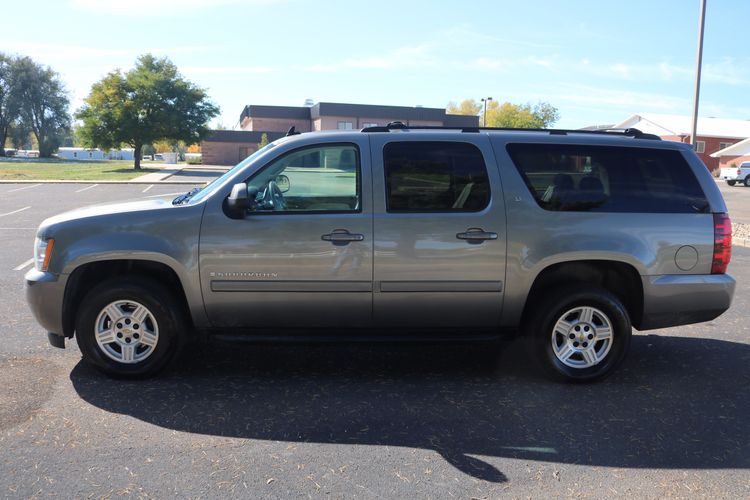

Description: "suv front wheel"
75 278 185 378
528 286 631 382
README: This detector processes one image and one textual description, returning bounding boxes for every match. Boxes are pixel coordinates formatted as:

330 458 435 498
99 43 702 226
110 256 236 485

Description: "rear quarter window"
506 144 709 213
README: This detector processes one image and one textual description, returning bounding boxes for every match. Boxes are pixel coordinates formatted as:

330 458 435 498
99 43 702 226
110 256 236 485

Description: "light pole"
690 0 707 148
481 97 493 127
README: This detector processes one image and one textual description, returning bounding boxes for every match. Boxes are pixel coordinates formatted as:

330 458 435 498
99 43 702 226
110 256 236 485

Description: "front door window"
247 144 360 213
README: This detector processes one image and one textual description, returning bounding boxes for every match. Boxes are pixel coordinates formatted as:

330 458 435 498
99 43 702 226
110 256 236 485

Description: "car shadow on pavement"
69 334 750 483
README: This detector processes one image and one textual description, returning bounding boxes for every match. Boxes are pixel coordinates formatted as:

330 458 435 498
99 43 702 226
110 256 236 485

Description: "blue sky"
3 0 749 129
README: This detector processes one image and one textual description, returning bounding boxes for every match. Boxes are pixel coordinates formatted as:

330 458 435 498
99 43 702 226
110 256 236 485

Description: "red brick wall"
661 135 741 172
718 154 750 168
241 117 311 133
201 140 259 166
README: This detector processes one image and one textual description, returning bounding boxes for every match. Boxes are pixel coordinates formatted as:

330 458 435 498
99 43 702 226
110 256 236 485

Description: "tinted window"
384 141 490 212
506 144 709 213
246 144 360 213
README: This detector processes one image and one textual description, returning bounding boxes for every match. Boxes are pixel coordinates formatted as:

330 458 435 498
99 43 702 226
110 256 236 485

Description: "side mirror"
226 182 249 217
275 174 290 193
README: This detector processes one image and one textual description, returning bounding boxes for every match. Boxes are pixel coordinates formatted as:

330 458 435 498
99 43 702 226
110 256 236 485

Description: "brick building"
200 130 286 166
201 102 479 165
614 113 750 172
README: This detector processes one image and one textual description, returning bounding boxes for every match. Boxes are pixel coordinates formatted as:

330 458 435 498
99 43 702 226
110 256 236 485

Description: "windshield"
179 141 280 205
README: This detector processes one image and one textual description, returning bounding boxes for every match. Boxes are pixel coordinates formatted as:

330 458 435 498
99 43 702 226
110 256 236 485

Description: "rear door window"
384 141 490 212
506 144 709 213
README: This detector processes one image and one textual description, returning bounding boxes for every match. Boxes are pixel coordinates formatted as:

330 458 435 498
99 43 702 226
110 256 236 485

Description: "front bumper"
639 273 735 330
25 269 69 342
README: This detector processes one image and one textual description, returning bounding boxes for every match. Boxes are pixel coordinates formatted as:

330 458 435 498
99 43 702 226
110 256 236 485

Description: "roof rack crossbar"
359 123 660 140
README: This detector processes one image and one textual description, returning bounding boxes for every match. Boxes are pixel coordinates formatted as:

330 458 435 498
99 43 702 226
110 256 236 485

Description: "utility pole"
481 97 493 127
690 0 707 148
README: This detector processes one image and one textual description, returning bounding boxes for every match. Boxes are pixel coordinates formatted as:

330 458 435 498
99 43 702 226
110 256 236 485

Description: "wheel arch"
520 260 644 331
62 259 194 339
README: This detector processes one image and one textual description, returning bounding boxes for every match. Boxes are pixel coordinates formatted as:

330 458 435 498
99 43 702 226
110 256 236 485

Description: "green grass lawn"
0 158 161 180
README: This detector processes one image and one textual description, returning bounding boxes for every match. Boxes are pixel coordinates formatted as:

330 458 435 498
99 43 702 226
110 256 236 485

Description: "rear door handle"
322 229 365 243
456 228 498 243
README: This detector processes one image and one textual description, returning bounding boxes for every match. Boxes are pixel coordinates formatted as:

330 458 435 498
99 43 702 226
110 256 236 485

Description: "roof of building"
443 114 482 127
241 105 310 121
310 102 446 121
578 124 615 131
239 101 479 127
203 130 287 143
710 137 750 157
614 113 750 139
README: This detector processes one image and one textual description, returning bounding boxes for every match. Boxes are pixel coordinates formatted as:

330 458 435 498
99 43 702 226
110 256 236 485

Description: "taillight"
711 213 732 274
738 169 742 176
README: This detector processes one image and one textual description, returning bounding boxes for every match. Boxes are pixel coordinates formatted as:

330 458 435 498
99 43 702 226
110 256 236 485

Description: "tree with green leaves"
9 56 70 157
0 53 19 156
259 132 269 148
446 99 481 117
76 54 220 170
484 101 559 128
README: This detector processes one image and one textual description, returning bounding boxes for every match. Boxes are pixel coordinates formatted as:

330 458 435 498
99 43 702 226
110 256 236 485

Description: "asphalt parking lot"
717 179 750 225
0 181 749 498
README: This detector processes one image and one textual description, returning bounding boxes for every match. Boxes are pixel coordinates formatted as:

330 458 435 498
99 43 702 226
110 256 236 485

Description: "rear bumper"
25 269 68 341
639 274 735 330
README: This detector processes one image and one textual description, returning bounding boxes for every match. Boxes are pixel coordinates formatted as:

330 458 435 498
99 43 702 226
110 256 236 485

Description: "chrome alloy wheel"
94 300 159 364
550 306 613 369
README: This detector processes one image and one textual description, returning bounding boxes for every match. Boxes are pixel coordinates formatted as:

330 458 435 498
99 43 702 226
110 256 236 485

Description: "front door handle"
456 228 498 243
322 229 365 244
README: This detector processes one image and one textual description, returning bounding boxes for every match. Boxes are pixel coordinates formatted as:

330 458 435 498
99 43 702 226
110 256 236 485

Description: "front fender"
45 203 208 328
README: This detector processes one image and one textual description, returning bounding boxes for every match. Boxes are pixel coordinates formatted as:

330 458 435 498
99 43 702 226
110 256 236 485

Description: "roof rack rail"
360 123 660 140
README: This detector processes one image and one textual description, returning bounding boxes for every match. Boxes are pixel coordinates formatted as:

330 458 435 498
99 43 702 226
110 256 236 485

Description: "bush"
185 155 202 165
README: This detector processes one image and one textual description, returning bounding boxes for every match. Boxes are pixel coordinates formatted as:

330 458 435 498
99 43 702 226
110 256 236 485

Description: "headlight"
34 237 55 272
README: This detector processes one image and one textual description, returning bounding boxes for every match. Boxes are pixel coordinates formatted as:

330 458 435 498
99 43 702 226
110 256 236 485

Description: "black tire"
744 176 750 187
527 286 631 383
727 180 736 186
75 277 186 378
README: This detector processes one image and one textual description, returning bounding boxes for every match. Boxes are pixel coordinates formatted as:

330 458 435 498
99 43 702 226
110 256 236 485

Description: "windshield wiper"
172 187 201 205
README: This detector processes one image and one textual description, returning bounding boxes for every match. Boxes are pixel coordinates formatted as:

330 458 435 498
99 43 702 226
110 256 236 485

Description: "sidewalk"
131 167 182 182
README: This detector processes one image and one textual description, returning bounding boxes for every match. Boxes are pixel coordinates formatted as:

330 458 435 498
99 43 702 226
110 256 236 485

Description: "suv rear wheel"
528 286 631 382
75 278 185 378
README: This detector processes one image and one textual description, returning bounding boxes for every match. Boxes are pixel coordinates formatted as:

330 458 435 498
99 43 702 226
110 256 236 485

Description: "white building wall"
57 148 134 160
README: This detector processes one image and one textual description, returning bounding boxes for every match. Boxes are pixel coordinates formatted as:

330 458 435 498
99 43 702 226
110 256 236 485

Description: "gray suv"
25 125 735 381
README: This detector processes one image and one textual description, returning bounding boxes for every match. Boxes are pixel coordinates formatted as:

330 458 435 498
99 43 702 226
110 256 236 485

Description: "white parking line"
74 184 98 193
145 192 183 198
6 184 41 193
142 184 154 193
13 258 34 271
0 206 31 218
